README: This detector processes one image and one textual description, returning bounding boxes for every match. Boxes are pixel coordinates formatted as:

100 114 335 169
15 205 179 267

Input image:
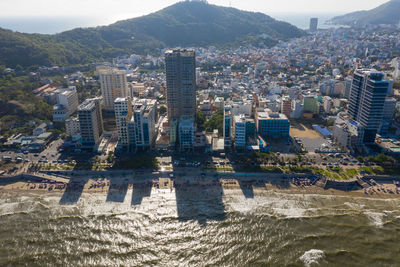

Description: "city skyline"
1 0 400 265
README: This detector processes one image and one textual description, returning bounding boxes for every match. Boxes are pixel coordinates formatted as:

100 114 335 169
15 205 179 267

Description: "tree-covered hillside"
0 73 52 132
0 2 304 68
332 0 400 26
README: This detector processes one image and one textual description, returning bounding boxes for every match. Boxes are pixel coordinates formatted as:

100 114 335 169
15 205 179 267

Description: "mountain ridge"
0 1 305 68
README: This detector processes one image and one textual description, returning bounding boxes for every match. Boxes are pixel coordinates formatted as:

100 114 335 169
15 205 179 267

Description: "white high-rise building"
114 97 132 150
114 98 157 152
131 99 157 150
53 86 79 122
98 67 128 110
78 98 104 150
65 117 80 140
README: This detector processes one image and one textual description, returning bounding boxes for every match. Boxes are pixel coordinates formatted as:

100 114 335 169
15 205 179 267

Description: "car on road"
2 156 12 162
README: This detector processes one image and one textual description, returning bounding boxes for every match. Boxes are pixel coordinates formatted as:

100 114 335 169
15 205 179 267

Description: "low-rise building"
33 123 48 136
178 116 195 151
303 95 319 115
255 109 290 138
332 115 363 152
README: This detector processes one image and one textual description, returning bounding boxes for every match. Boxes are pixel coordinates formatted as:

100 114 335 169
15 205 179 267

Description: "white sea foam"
344 202 365 210
0 202 19 216
300 249 325 266
365 211 384 227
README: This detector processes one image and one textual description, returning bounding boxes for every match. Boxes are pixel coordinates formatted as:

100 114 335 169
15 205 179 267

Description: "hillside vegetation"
0 74 52 132
0 2 304 68
332 0 400 26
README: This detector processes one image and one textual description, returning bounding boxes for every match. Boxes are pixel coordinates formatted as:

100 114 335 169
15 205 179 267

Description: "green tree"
196 112 206 131
159 105 167 116
205 110 223 135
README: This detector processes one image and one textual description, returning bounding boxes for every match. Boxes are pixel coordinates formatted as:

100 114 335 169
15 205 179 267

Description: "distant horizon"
0 0 390 33
0 0 390 17
0 11 342 35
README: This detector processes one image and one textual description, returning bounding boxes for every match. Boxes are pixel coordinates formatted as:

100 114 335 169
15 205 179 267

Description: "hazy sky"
0 0 390 22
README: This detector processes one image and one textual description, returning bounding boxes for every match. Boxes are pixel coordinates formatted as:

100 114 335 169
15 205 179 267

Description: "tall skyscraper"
379 97 397 136
114 97 133 150
309 18 318 32
233 115 246 149
223 106 233 149
131 99 157 150
165 49 196 120
78 98 104 150
348 69 389 143
98 66 128 110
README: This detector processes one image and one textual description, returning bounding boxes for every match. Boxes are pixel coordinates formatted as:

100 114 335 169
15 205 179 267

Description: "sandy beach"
1 173 400 201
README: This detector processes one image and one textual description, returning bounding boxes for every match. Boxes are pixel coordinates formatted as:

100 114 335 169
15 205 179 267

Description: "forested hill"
332 0 400 27
0 1 304 68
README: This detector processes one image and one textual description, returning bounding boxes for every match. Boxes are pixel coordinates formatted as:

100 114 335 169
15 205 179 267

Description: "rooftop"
98 67 126 75
165 48 195 57
257 109 288 120
78 98 99 111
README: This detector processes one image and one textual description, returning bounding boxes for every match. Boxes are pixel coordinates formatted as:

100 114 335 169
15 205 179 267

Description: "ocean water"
270 12 342 30
0 13 341 34
0 16 110 34
1 185 400 266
